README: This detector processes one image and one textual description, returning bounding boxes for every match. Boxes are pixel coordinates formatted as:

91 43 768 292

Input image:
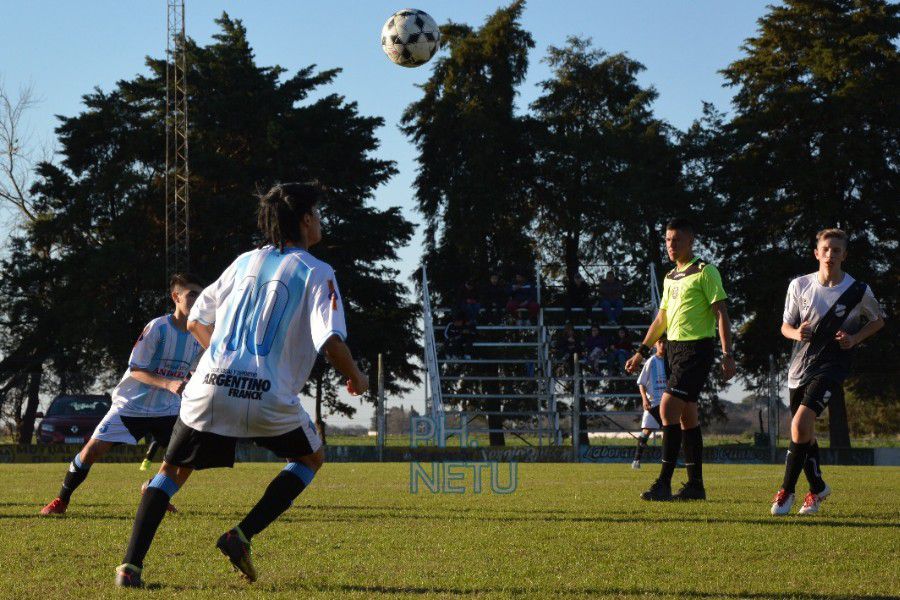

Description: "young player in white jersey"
40 274 204 516
115 182 369 588
771 229 884 516
632 336 667 469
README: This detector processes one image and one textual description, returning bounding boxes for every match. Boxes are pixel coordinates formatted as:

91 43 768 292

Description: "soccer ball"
381 9 440 68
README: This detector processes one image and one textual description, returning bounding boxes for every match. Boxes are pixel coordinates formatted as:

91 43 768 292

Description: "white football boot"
798 483 831 515
770 489 795 516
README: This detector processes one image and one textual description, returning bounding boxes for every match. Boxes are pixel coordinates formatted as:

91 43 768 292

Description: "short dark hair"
816 228 847 247
666 217 694 235
257 182 325 251
169 272 203 292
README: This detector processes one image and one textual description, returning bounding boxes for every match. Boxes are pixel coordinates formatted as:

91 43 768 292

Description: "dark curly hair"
257 182 325 251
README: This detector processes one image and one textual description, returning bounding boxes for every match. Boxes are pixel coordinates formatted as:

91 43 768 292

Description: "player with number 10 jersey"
181 242 344 438
115 182 369 588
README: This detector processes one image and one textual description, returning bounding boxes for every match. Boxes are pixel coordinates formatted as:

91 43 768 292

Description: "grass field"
0 463 897 600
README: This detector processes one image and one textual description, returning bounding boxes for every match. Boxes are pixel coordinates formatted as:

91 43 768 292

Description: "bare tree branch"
0 79 41 223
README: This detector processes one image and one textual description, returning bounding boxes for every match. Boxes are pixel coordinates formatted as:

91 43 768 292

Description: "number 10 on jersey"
223 277 289 356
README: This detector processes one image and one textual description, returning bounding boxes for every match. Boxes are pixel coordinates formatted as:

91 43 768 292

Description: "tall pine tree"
0 14 419 438
693 0 898 438
401 1 536 302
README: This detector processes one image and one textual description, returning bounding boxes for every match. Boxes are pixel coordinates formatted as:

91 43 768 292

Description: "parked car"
35 394 111 444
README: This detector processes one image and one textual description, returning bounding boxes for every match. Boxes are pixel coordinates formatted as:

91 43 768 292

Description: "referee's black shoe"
673 480 707 501
640 479 673 501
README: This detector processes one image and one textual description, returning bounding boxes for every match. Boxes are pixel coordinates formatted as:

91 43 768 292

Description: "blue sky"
1 0 775 424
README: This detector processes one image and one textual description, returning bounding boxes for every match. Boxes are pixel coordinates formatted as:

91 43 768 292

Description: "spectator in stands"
457 279 482 324
506 272 539 325
584 324 610 374
564 272 595 323
482 273 508 325
598 270 625 325
610 326 634 373
444 311 474 360
554 323 583 376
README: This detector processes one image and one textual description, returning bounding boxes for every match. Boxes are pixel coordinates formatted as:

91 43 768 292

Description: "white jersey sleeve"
782 278 800 327
637 358 652 389
307 264 347 352
129 320 163 370
859 285 885 322
189 259 241 326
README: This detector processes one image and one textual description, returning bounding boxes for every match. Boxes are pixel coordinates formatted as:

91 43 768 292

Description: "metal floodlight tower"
165 0 189 280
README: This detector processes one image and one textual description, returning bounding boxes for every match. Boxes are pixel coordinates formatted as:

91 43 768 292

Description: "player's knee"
790 414 813 442
82 440 110 463
310 447 326 471
296 447 325 473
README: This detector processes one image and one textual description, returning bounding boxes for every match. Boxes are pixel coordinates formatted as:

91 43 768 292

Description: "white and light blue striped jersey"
111 315 204 417
637 354 667 407
181 245 347 437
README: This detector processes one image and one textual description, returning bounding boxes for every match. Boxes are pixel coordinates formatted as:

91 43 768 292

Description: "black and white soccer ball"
381 9 440 68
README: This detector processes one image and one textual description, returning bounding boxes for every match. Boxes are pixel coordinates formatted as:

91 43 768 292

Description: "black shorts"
119 415 178 446
648 405 662 427
790 378 840 417
665 338 715 403
164 418 319 470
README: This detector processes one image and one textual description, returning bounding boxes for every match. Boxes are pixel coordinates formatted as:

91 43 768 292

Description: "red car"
35 394 111 444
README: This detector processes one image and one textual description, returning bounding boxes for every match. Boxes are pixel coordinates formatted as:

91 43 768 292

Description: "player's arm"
322 335 369 395
712 300 736 381
781 321 813 342
625 309 667 373
780 279 811 342
638 385 651 411
187 321 214 349
836 316 885 349
130 367 185 395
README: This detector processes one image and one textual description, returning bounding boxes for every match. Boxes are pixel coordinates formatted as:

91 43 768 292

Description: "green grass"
1 463 898 599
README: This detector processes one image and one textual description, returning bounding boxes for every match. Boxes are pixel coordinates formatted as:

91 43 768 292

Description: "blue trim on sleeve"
283 462 315 487
148 474 180 498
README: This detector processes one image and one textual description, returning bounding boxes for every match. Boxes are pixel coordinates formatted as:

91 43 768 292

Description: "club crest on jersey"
328 280 339 311
670 285 680 300
834 304 846 317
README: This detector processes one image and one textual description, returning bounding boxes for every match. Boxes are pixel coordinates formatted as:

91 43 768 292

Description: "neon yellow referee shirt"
660 257 727 341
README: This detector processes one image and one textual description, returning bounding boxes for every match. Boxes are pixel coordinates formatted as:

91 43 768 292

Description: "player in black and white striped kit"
770 229 885 516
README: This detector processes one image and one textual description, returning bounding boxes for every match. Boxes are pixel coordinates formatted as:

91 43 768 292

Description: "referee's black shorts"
665 338 715 403
164 417 319 470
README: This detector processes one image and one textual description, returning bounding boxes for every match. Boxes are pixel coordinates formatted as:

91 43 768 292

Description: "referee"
625 218 736 501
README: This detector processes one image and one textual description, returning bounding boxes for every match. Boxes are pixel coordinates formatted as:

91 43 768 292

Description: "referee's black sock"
58 453 91 502
781 441 811 495
682 426 704 484
658 425 682 485
804 439 826 494
237 462 315 540
123 474 180 569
